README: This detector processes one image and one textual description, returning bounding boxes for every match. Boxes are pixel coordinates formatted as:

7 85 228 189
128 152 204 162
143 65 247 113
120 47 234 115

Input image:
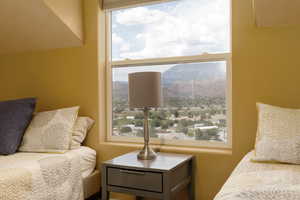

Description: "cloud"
112 33 123 45
115 7 169 25
113 0 230 60
120 43 131 52
112 33 131 56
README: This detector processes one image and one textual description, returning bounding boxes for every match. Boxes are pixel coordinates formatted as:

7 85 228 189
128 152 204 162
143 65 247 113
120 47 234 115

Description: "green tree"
150 128 158 138
187 130 194 137
161 121 169 130
151 119 161 127
195 129 209 140
174 110 179 118
136 129 144 137
188 112 194 118
134 120 143 127
195 128 221 141
134 113 144 120
120 126 132 133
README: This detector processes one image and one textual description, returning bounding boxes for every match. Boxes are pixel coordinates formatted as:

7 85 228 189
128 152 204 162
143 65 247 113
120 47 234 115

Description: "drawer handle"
120 170 145 176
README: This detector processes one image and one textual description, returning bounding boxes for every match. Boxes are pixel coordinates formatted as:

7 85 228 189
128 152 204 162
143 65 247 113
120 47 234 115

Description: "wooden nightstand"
101 151 194 200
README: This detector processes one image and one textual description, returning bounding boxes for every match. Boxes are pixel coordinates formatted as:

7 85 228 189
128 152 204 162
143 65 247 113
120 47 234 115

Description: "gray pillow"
0 98 36 155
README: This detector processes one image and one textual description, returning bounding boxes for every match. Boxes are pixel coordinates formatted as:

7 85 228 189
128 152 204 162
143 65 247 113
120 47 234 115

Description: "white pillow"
19 106 79 153
252 103 300 164
71 116 94 149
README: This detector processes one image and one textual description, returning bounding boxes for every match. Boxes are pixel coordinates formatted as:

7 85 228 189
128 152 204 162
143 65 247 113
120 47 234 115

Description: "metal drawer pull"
120 170 145 175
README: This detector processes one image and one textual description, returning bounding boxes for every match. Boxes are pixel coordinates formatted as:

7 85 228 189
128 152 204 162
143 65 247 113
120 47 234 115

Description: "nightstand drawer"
107 167 163 192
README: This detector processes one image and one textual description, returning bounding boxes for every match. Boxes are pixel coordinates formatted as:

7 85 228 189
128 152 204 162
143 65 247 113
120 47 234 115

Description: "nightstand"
101 151 194 200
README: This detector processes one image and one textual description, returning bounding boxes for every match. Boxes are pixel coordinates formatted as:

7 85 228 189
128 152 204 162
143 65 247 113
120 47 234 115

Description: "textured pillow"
253 103 300 164
19 106 79 153
0 98 36 155
71 116 94 149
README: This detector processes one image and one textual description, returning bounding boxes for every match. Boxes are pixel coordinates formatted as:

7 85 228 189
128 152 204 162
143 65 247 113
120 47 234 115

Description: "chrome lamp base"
137 107 157 160
137 144 157 160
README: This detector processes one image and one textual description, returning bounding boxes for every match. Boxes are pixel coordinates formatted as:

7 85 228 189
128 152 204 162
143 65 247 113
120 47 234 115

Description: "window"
106 0 231 148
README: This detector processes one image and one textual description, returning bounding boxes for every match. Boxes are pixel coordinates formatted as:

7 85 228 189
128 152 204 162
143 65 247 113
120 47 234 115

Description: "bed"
74 146 100 199
214 151 300 200
0 146 99 200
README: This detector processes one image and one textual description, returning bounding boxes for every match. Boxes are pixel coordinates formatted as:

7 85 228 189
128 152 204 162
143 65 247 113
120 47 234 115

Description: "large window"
106 0 231 148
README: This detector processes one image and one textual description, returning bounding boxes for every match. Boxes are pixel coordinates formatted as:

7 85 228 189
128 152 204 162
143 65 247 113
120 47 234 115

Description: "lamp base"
137 144 157 160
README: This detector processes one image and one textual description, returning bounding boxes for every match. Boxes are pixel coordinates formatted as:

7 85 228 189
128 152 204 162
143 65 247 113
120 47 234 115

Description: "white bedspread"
0 151 83 200
72 146 96 178
214 151 300 200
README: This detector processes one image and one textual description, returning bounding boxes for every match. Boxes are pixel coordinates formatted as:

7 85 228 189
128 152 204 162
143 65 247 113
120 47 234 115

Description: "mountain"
112 62 226 101
163 63 225 85
162 62 226 99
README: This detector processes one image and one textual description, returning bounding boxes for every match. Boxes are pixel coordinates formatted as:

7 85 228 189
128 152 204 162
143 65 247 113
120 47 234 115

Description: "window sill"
99 141 232 155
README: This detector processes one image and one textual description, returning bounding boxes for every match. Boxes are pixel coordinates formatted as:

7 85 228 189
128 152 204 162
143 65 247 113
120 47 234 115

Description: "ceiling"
0 0 83 55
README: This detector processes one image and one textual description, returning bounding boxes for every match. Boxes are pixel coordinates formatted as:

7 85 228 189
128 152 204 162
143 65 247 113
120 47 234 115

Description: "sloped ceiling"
253 0 300 27
0 0 83 55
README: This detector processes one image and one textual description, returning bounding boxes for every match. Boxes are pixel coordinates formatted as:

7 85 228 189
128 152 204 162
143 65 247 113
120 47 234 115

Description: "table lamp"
128 72 162 160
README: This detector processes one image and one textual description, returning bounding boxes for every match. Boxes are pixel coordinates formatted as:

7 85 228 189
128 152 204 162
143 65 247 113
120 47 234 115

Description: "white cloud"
112 33 131 58
115 7 169 25
120 43 131 52
113 0 230 60
112 33 124 45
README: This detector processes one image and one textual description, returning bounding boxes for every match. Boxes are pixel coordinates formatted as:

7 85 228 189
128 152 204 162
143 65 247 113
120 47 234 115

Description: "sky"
111 0 230 81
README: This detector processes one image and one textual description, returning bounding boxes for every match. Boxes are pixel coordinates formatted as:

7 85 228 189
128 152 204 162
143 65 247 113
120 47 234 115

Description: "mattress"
0 150 83 200
71 146 96 178
214 151 300 200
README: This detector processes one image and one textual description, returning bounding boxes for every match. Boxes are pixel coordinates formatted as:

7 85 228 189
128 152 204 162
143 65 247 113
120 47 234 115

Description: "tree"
151 119 161 127
150 128 158 138
187 129 194 137
170 109 180 118
120 126 132 133
134 120 143 127
136 130 144 137
134 113 144 120
161 121 169 130
179 119 189 127
188 112 194 118
195 128 221 141
195 129 209 140
112 120 118 126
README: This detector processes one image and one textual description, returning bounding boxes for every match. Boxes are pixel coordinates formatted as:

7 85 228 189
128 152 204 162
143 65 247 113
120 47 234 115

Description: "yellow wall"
44 0 83 40
1 0 300 200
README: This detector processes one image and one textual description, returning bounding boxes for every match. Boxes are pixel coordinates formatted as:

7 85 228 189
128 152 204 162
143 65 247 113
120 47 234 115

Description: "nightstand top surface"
103 151 193 171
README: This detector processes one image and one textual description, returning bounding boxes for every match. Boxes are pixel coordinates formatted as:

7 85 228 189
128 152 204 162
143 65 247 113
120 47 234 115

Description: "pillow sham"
0 98 36 155
19 106 79 153
252 103 300 164
71 116 94 149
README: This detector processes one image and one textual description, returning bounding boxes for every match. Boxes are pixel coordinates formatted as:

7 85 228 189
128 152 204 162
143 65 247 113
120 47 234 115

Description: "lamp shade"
128 72 162 109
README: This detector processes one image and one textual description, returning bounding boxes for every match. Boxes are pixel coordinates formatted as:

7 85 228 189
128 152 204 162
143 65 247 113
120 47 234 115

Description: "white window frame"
105 3 232 149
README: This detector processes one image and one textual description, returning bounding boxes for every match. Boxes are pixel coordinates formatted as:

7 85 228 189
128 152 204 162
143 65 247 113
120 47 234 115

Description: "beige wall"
0 0 83 55
1 0 300 199
44 0 83 39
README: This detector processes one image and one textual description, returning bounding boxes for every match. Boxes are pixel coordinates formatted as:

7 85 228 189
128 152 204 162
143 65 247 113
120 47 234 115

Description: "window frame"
105 2 232 149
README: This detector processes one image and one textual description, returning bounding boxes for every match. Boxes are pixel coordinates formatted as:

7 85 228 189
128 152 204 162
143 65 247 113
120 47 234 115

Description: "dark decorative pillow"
0 98 36 155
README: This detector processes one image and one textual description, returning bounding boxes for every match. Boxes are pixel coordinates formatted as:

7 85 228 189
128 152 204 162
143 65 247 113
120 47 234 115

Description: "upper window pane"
111 0 230 61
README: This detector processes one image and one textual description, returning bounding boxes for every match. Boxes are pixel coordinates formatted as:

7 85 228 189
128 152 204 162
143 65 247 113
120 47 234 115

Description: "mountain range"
113 62 226 101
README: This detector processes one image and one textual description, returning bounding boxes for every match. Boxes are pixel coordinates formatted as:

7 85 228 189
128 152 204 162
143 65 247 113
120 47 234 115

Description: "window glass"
111 0 230 61
112 61 227 142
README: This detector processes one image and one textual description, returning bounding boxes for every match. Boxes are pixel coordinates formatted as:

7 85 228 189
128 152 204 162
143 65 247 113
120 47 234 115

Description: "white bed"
214 151 300 200
72 146 97 178
72 146 100 199
0 146 99 200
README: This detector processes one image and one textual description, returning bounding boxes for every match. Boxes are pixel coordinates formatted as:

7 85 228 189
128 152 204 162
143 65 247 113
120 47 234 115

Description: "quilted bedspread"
214 151 300 200
0 151 83 200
